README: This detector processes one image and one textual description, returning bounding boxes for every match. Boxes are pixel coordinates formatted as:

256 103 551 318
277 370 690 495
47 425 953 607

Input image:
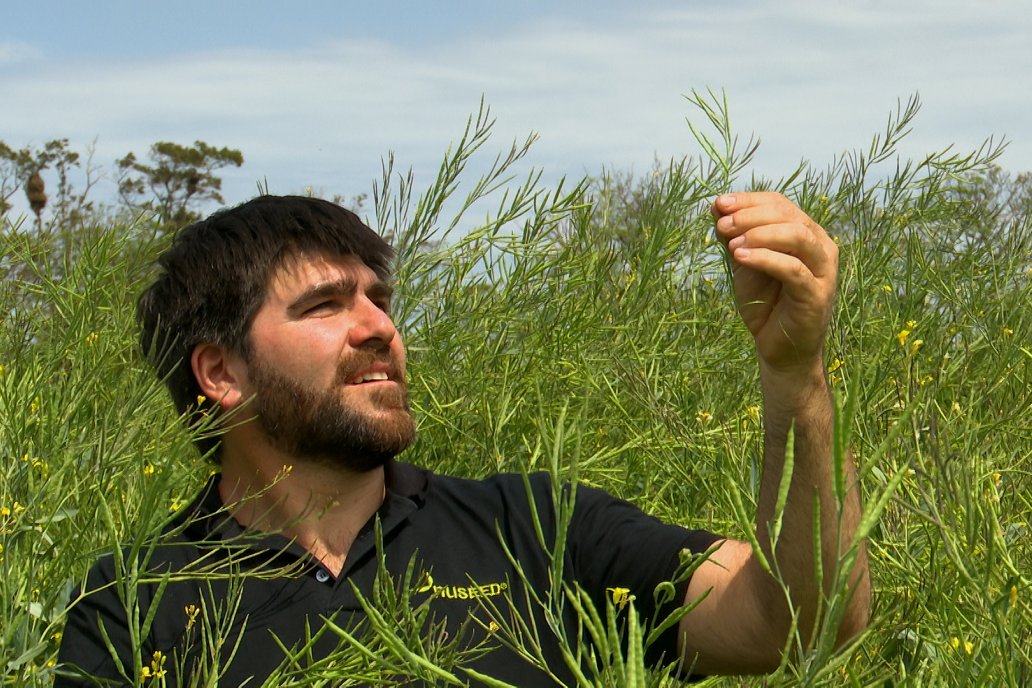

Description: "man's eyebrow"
287 277 394 312
367 280 394 302
287 277 357 312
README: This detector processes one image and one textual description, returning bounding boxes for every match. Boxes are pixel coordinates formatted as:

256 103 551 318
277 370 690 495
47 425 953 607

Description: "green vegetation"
1 94 1029 685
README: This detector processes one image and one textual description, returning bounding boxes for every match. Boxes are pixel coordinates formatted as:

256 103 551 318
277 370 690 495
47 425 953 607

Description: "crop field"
1 96 1030 686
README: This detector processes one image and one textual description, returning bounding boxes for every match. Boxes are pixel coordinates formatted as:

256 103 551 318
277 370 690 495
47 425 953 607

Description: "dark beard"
247 357 415 472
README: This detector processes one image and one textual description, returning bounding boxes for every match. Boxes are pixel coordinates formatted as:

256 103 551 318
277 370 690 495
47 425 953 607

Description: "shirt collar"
177 459 430 548
384 459 430 504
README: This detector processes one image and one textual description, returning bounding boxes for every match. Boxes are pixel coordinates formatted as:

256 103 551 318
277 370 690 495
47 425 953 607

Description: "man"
57 192 869 685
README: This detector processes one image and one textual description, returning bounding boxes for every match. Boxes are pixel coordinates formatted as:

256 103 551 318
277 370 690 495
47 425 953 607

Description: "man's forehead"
270 252 372 286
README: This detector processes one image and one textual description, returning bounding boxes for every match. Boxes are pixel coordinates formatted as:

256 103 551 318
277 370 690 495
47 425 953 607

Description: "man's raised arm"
677 192 870 674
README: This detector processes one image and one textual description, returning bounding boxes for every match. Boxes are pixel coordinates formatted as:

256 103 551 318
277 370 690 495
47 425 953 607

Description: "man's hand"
712 192 838 374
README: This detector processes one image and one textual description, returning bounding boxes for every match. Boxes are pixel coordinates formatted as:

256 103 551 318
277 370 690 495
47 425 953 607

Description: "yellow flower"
1002 327 1014 336
607 586 633 609
1009 585 1018 609
143 464 155 477
85 332 98 346
881 284 892 293
910 339 924 355
487 620 500 633
950 636 974 655
696 411 713 425
169 499 184 513
184 603 200 631
142 650 167 680
896 329 911 347
196 395 207 406
907 320 917 329
827 358 843 374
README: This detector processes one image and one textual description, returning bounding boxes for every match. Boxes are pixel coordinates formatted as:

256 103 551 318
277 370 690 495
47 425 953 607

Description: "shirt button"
315 569 331 583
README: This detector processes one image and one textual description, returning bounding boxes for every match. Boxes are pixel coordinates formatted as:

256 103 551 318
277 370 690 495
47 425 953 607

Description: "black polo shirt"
57 461 719 686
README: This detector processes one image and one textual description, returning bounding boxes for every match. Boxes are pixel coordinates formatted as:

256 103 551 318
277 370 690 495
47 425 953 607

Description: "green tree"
117 140 244 226
0 138 98 231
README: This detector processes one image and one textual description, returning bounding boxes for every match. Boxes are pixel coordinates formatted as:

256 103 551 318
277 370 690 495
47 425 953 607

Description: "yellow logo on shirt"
415 572 509 600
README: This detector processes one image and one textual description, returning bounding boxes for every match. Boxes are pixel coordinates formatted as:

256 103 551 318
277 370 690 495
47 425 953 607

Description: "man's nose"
348 296 398 347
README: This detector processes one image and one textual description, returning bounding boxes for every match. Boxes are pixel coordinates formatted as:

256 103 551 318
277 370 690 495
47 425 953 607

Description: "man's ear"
191 342 249 410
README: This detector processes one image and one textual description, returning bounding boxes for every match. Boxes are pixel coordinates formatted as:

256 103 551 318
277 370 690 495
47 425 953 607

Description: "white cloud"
3 2 1030 221
0 41 41 64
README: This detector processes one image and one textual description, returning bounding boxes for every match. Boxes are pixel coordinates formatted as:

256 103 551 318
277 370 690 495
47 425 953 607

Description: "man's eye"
304 301 337 315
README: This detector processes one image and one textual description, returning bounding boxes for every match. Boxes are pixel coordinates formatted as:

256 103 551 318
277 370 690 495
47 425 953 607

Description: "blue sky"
4 1 1031 221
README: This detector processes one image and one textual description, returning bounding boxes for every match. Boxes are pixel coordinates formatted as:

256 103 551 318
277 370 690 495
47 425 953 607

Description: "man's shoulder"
428 465 553 491
74 477 230 586
422 466 641 515
416 463 557 506
405 461 649 513
390 462 561 532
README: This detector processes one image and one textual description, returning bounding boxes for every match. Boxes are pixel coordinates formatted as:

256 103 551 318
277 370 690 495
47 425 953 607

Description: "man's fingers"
712 189 837 288
727 224 835 279
716 202 818 236
730 247 822 303
713 191 797 216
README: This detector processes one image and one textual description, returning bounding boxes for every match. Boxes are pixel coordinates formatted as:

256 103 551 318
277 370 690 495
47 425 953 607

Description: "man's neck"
217 444 386 577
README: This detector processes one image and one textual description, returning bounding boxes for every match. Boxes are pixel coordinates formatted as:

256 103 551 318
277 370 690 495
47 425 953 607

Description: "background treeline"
1 138 243 228
1 95 1030 686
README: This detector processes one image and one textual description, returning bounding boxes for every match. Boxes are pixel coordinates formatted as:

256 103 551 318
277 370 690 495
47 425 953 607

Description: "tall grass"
1 94 1029 686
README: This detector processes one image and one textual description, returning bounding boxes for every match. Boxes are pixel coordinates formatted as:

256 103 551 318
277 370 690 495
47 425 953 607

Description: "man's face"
241 253 415 471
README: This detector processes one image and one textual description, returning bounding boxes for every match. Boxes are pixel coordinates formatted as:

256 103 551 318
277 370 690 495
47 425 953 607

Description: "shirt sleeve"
566 484 722 667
